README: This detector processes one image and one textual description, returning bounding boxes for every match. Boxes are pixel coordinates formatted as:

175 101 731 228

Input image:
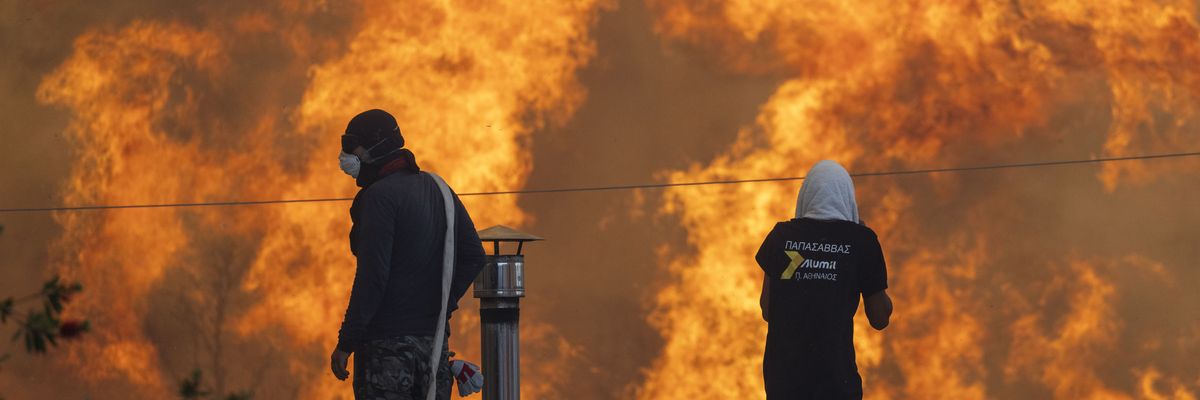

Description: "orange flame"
20 1 1200 398
641 0 1200 398
37 1 608 398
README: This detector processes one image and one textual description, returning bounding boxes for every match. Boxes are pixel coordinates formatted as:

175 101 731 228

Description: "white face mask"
339 152 361 178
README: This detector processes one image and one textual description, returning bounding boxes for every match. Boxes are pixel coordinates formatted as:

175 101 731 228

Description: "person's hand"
330 348 352 381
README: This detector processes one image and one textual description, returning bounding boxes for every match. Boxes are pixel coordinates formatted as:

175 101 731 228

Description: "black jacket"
336 171 486 353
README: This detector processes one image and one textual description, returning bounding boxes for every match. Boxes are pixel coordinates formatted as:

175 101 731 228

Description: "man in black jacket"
329 109 487 400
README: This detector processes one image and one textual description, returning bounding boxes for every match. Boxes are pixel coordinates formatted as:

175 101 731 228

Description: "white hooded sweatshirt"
794 160 859 223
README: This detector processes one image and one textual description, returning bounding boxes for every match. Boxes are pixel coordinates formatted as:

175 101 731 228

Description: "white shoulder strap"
426 172 455 400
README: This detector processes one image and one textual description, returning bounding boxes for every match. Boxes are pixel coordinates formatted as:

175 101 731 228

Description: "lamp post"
475 225 542 400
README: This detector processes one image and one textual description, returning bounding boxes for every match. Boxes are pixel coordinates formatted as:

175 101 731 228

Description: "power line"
1 151 1197 213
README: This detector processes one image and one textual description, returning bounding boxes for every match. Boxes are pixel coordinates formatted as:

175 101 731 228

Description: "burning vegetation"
1 0 1198 399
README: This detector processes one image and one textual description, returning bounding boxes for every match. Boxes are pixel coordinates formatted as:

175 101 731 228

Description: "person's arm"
755 225 781 323
760 275 770 322
448 194 485 314
859 230 891 331
336 192 397 353
864 290 892 330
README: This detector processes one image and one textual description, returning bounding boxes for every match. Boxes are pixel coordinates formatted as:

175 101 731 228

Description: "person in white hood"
755 160 893 400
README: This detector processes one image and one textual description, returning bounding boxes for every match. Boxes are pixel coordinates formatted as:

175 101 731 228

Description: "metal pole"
475 253 525 400
479 297 520 400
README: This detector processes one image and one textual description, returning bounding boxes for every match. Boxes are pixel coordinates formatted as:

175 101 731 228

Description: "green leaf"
38 276 84 318
0 298 13 324
178 369 209 399
42 277 65 315
18 311 59 354
26 332 37 353
42 277 59 292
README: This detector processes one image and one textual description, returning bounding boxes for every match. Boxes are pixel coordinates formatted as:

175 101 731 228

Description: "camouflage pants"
353 335 452 400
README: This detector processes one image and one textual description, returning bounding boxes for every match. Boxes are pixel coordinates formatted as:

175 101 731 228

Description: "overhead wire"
0 151 1197 213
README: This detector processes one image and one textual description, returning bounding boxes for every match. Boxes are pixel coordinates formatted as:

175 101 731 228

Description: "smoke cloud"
2 0 1198 399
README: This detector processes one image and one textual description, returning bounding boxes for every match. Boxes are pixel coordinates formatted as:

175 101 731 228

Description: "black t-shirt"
756 218 888 400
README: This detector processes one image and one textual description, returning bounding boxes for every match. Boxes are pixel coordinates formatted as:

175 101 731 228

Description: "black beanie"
343 109 405 157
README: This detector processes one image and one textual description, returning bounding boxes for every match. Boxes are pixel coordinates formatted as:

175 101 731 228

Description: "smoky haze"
2 1 1200 400
636 0 1200 398
519 0 782 396
0 1 360 398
